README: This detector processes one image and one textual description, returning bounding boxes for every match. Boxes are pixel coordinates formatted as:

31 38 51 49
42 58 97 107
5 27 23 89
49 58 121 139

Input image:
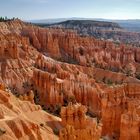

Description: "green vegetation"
136 73 140 80
34 90 40 103
106 79 113 85
22 81 29 88
126 69 133 77
53 128 59 135
53 104 61 116
0 16 18 22
101 77 113 85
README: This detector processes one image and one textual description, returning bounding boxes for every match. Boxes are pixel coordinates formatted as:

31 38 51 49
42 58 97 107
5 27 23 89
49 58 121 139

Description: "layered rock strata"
59 103 102 140
0 84 61 140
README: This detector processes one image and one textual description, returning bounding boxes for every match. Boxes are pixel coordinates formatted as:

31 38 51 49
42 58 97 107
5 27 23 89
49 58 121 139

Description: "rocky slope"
0 19 140 139
0 20 40 94
0 84 61 140
22 22 140 78
44 20 140 45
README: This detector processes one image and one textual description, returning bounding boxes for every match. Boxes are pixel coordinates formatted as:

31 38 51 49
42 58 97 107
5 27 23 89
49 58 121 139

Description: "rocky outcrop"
18 90 35 104
33 69 64 106
0 23 39 94
33 54 140 109
22 24 140 77
0 19 25 34
60 103 88 129
0 84 61 140
1 19 140 140
59 103 102 140
120 101 140 140
14 21 140 139
101 83 140 139
33 54 140 139
33 55 103 115
0 33 29 60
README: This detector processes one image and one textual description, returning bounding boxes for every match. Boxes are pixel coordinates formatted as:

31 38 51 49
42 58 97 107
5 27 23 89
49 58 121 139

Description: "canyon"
0 19 140 140
43 20 140 45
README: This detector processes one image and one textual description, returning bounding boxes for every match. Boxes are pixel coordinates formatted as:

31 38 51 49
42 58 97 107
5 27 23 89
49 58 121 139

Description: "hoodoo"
0 18 140 140
59 103 102 140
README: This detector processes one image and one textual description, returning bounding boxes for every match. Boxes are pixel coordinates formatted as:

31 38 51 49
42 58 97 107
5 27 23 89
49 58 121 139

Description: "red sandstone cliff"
0 19 140 140
21 23 140 77
60 103 102 140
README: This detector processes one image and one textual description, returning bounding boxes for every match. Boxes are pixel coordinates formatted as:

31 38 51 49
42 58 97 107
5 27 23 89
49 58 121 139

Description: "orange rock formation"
59 103 102 140
120 102 140 140
19 90 35 104
0 19 140 140
0 84 61 140
22 25 140 77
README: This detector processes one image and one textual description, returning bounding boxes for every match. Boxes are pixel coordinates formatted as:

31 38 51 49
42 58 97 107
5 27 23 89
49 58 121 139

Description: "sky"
0 0 140 20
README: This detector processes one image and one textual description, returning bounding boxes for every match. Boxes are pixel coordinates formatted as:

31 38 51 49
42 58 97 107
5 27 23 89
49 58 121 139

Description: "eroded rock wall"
59 103 102 140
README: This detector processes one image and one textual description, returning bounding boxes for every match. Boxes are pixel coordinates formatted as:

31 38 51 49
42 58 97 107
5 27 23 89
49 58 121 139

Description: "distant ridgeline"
0 16 19 22
35 20 140 45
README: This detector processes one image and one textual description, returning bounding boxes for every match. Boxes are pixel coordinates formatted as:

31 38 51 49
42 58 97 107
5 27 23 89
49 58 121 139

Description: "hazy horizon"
1 0 140 20
28 17 140 21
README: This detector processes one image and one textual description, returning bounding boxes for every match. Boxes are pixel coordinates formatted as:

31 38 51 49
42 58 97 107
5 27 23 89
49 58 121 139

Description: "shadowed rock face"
0 19 140 140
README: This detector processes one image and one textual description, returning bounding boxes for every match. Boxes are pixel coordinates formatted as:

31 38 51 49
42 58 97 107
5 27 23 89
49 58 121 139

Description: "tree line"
0 16 19 22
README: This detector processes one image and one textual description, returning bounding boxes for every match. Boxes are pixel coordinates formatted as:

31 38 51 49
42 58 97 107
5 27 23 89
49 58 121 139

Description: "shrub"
0 128 6 136
40 123 44 127
136 73 140 80
79 48 84 56
54 104 61 116
102 77 106 83
22 81 29 88
53 128 59 135
126 69 133 76
107 79 113 85
68 95 76 103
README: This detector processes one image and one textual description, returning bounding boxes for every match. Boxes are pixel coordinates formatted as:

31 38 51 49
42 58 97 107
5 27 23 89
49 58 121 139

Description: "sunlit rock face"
0 19 140 140
119 102 140 140
101 83 140 139
59 103 102 140
0 34 33 93
0 84 61 140
33 54 109 117
22 24 140 76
